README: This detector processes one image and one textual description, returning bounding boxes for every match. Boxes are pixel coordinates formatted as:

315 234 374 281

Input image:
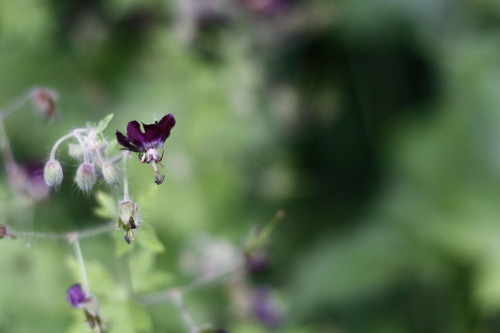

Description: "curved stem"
0 91 30 120
73 133 90 164
70 234 90 294
49 132 75 161
49 129 89 161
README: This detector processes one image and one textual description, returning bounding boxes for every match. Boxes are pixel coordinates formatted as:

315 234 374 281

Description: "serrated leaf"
137 226 165 253
130 250 171 293
94 191 117 220
96 114 114 133
129 302 152 331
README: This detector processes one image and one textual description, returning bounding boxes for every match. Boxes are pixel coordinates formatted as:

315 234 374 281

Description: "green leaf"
94 191 117 220
137 226 165 253
130 250 172 293
96 114 114 133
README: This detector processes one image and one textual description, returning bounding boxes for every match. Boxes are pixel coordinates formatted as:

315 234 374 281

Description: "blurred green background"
2 0 500 332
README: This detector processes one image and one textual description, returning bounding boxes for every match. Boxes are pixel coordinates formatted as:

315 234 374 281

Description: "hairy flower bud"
101 163 121 185
30 87 58 119
76 163 96 191
68 144 84 160
44 159 63 187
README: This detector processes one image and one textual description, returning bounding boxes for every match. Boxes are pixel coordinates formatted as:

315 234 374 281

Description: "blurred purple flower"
243 0 289 15
253 287 283 328
67 283 86 308
116 114 175 184
245 251 269 273
8 163 50 202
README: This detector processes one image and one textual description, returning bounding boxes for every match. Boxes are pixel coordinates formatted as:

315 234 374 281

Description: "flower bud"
44 159 63 187
0 223 7 239
30 87 58 119
101 163 121 185
76 163 96 191
117 200 141 230
68 144 84 160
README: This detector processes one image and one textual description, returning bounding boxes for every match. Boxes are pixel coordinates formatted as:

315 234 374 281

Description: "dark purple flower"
67 283 86 308
116 114 175 185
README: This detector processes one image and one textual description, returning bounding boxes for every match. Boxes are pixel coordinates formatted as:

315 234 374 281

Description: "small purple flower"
116 114 175 185
67 283 86 308
253 287 283 328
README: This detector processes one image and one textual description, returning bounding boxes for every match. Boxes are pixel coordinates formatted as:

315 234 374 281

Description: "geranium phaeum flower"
116 114 175 185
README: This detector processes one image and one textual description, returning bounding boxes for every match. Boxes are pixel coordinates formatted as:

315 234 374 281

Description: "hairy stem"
4 223 110 240
69 234 90 294
0 91 30 120
49 129 89 161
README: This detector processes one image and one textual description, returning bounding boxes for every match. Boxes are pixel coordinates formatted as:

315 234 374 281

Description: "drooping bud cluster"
44 114 122 192
117 200 141 244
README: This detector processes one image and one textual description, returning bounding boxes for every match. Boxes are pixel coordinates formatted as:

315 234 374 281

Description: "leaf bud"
44 159 63 187
101 163 121 185
76 163 96 192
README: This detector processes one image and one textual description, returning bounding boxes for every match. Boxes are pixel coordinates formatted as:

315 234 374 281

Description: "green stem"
4 223 110 240
0 118 16 169
170 289 199 333
122 151 130 201
69 234 90 294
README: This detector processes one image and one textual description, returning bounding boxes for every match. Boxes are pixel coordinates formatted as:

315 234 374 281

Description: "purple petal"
116 130 141 152
142 123 164 147
126 121 146 148
67 283 86 308
253 287 282 328
158 114 176 142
